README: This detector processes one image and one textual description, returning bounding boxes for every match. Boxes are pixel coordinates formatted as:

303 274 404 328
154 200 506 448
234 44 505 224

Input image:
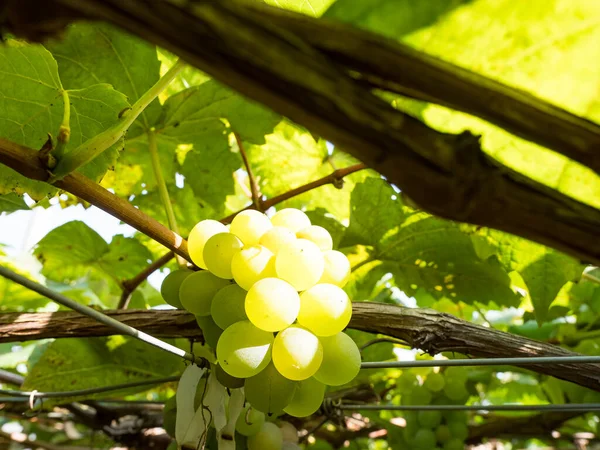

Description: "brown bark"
3 305 600 392
3 0 599 265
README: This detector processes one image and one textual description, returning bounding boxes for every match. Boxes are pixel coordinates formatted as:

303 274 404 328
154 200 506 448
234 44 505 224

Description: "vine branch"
234 132 262 211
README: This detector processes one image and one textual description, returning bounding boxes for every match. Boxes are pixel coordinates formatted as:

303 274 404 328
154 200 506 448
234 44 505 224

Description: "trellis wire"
340 403 600 412
361 355 600 369
0 266 203 365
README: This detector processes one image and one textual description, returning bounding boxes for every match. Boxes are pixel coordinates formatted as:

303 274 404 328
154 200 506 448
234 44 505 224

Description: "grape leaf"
264 0 335 16
23 337 183 405
46 22 162 137
343 178 519 306
0 193 28 215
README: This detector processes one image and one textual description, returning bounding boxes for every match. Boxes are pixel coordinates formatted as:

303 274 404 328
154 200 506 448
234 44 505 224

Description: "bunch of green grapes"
159 208 361 423
399 368 470 450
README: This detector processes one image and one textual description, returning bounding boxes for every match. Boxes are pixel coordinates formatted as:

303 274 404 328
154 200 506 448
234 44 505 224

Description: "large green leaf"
46 22 162 137
23 337 183 404
343 178 519 306
34 221 152 289
265 0 335 16
0 193 28 215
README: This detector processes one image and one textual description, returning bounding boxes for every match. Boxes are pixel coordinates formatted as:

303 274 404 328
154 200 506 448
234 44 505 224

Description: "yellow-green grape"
247 422 283 450
160 269 192 309
259 226 296 255
319 250 351 287
424 372 445 392
231 245 277 290
230 210 272 246
418 411 442 429
211 284 248 329
412 429 436 450
273 325 323 381
275 239 324 291
235 403 265 436
246 278 300 332
203 232 243 279
314 332 361 386
180 271 231 316
444 438 465 450
447 421 468 441
195 315 223 348
297 284 352 336
435 425 452 442
188 219 228 269
297 225 333 251
215 363 245 389
278 421 299 444
270 208 311 232
163 396 177 437
216 320 273 378
283 377 325 417
245 362 297 415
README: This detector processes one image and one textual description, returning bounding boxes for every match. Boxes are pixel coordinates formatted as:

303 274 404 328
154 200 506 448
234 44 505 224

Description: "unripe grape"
424 372 446 392
314 332 361 386
247 422 283 450
412 429 436 450
180 270 231 315
283 377 326 417
259 226 296 254
435 424 451 442
273 325 323 381
270 208 311 232
195 315 223 348
418 410 442 429
216 320 273 378
276 239 324 291
444 438 465 450
278 421 299 443
215 363 244 389
245 362 297 415
297 225 333 251
211 284 248 329
203 232 243 279
235 404 265 436
230 210 272 246
246 278 300 332
188 219 228 269
448 421 468 440
319 250 351 287
231 245 276 290
297 284 352 336
282 443 302 450
160 268 192 309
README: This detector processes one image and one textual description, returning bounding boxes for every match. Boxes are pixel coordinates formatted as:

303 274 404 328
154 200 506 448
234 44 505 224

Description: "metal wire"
0 266 203 365
340 403 600 412
361 355 600 369
0 375 179 399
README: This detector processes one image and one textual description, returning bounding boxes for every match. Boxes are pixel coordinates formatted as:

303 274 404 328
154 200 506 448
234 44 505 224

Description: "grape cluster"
160 208 361 424
398 368 470 450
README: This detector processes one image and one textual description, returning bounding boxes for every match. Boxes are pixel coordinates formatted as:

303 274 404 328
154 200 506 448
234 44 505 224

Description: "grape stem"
234 131 262 211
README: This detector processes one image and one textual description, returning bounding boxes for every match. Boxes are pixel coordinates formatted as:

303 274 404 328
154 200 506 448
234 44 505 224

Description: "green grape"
259 226 297 255
188 219 228 269
270 208 311 233
397 372 419 394
448 421 468 441
203 232 243 279
273 325 323 381
411 429 436 450
443 379 469 403
216 320 273 378
297 284 351 336
444 438 465 450
296 225 333 251
231 245 277 290
314 332 361 386
163 396 177 437
230 210 272 247
247 422 284 450
160 268 192 309
211 284 248 329
278 421 299 443
180 270 231 315
215 363 245 389
195 315 223 348
445 367 468 383
318 250 351 288
424 372 446 392
235 403 266 436
246 278 300 332
245 362 297 415
282 443 302 450
418 410 442 429
435 424 451 443
446 410 467 423
283 377 325 418
275 239 324 291
402 385 432 405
